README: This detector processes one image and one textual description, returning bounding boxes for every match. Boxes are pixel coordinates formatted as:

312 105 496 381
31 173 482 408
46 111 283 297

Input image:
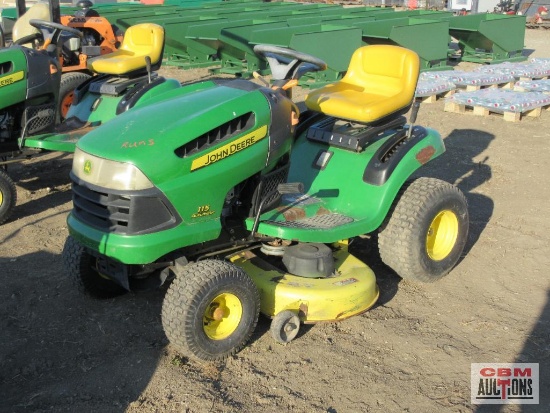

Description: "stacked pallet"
415 58 550 121
444 89 550 122
514 79 550 93
475 60 550 81
415 73 456 103
415 70 516 103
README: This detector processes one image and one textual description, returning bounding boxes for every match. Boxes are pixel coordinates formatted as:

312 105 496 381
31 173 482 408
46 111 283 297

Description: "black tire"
270 310 300 344
62 236 127 298
162 260 260 361
378 177 469 282
0 169 17 225
59 72 91 120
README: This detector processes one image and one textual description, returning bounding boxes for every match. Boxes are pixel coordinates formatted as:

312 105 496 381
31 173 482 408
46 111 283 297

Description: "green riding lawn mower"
0 22 181 224
62 44 469 361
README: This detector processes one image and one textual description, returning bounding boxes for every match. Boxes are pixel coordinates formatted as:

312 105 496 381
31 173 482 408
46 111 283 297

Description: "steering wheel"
253 44 327 81
29 19 83 37
12 32 44 46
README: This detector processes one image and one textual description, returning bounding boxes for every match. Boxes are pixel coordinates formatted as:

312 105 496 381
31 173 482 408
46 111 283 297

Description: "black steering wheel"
253 44 327 81
29 19 83 37
12 32 44 46
29 19 82 48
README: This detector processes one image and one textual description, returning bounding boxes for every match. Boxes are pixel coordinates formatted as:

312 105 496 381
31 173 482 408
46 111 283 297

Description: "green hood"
77 80 272 186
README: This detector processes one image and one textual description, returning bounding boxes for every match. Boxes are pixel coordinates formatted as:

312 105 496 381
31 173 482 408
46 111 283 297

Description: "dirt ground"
1 28 549 413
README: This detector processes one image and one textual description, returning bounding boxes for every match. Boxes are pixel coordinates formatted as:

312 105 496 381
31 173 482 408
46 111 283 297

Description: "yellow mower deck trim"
230 243 379 323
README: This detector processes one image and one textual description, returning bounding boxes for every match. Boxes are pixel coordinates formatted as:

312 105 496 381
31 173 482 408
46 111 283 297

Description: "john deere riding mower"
63 44 469 360
0 22 180 224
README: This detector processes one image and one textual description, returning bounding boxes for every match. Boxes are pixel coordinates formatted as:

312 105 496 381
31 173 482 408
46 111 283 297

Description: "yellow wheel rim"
0 190 3 206
203 293 243 340
426 210 459 261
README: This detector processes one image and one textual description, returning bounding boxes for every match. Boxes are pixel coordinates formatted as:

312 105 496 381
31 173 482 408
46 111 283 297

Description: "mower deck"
230 242 379 323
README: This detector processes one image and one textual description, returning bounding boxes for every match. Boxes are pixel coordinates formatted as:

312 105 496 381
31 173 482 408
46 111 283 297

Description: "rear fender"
363 126 441 186
285 126 445 236
362 126 445 231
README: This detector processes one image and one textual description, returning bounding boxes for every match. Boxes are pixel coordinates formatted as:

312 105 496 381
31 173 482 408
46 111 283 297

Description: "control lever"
145 56 152 84
253 71 270 87
407 99 421 139
249 182 304 239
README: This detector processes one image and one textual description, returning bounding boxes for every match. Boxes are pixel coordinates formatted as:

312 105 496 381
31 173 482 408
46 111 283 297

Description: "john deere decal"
191 125 267 171
83 160 92 175
0 71 24 88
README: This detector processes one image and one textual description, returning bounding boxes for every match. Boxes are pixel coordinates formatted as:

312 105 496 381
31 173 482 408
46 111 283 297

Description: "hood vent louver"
174 112 256 158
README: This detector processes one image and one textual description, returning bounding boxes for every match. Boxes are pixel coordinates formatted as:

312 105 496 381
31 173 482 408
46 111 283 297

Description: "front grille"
71 178 179 235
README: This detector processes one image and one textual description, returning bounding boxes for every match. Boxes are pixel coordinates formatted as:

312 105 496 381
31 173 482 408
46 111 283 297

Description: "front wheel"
378 177 469 282
270 310 300 344
0 169 17 225
62 236 127 298
162 260 260 361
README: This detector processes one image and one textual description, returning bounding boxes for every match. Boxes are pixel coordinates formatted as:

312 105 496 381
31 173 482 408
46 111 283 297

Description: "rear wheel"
162 260 260 361
59 72 91 120
378 177 469 282
62 236 127 298
0 169 17 225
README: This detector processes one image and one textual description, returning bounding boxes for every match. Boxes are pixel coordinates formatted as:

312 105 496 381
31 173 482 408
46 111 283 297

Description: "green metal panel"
144 15 224 64
0 48 27 109
108 8 181 30
217 20 292 73
248 24 362 83
289 26 362 77
407 11 454 20
354 17 451 71
184 18 246 65
22 78 182 153
247 128 445 242
286 14 377 27
449 14 526 63
69 82 279 264
388 18 451 70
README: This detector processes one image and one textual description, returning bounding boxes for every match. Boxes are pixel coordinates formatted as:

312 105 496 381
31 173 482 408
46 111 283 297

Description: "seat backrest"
343 45 419 110
12 3 51 45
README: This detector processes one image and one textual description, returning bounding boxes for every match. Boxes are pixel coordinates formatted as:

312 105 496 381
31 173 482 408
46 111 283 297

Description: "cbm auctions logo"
471 363 539 404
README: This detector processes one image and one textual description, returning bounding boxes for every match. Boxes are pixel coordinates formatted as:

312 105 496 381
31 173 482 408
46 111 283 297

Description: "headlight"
72 147 153 190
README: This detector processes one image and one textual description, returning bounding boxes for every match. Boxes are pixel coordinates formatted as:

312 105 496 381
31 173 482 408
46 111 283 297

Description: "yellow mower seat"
87 23 164 75
305 45 420 124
